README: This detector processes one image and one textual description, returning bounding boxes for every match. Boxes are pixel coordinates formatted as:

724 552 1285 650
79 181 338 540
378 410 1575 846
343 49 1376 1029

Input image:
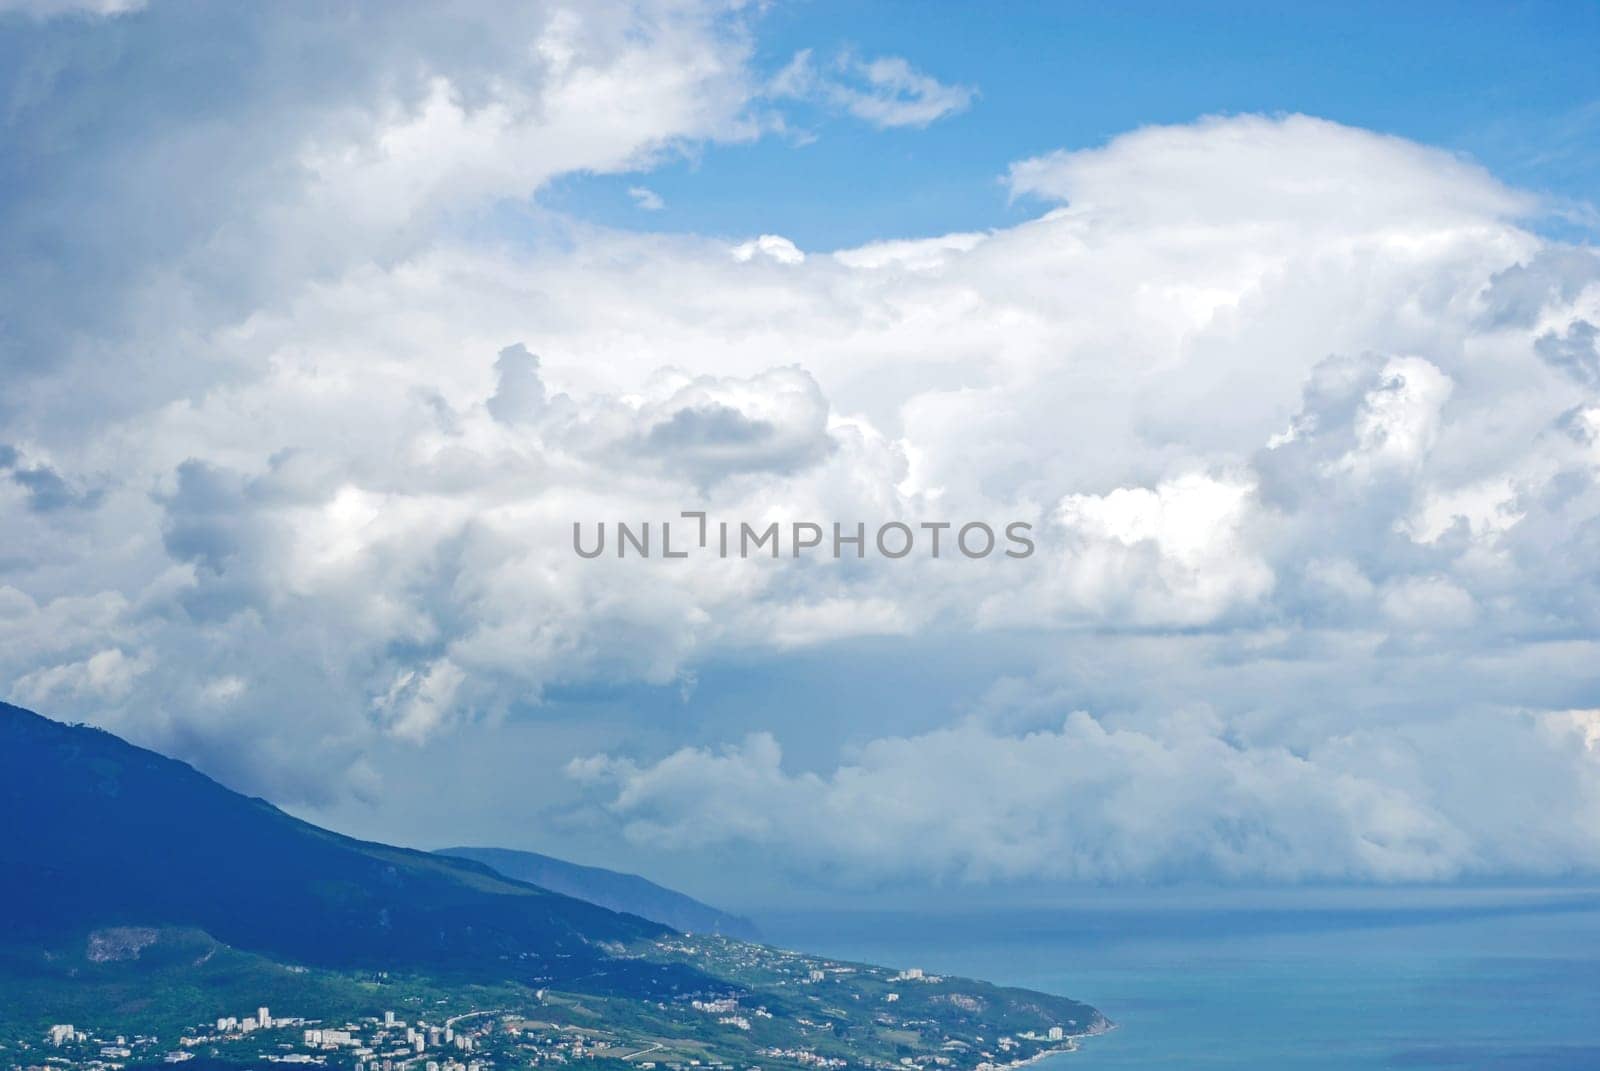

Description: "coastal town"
10 1004 503 1071
2 935 1101 1071
9 1003 1083 1071
6 999 1077 1071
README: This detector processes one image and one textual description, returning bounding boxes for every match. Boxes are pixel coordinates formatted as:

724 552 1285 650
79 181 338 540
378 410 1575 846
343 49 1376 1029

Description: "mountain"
438 846 760 940
0 700 1111 1063
0 701 708 994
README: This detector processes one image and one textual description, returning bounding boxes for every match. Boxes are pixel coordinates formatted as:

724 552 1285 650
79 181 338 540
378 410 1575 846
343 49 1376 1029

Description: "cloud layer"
3 6 1600 885
572 710 1600 884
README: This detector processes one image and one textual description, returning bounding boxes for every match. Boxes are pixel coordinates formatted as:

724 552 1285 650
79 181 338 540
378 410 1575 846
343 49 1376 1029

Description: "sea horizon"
752 886 1600 1070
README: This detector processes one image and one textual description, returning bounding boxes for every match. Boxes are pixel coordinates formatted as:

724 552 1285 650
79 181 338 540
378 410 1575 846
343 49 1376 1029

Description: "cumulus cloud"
1033 473 1272 627
731 233 805 264
3 3 1600 885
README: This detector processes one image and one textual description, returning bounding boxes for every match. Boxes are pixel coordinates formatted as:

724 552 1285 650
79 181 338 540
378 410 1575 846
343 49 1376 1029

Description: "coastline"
978 1019 1117 1071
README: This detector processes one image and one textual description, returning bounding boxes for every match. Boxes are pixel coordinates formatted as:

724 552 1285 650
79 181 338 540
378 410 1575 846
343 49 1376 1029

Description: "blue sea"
753 888 1600 1070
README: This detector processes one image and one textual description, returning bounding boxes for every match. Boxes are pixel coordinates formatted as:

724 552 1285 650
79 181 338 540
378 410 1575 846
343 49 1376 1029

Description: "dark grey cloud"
648 403 775 448
628 367 837 486
10 462 101 511
486 343 548 425
1537 319 1600 387
0 444 102 511
158 460 248 574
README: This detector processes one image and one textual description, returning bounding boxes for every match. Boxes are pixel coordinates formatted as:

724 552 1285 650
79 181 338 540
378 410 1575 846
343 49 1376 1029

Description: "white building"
1047 1027 1064 1042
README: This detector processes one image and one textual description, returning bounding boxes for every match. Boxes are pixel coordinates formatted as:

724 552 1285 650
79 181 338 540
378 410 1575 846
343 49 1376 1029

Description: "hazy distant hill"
438 846 760 940
0 701 708 994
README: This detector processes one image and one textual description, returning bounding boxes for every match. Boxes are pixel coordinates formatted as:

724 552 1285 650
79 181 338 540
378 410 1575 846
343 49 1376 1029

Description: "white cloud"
771 49 975 129
1034 473 1272 626
4 2 1600 889
731 233 805 264
374 658 467 743
1006 114 1533 226
16 648 150 705
1335 356 1454 479
1405 476 1525 545
200 675 247 706
629 185 666 211
1379 575 1478 631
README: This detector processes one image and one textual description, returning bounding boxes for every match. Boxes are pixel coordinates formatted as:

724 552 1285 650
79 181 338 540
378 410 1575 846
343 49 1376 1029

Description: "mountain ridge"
437 845 760 940
0 700 707 995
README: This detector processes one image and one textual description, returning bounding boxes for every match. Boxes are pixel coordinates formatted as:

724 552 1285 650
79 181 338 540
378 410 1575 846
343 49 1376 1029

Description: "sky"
2 0 1599 908
547 1 1600 248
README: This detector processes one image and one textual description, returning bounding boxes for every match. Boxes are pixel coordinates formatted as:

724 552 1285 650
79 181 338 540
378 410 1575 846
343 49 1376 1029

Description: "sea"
752 886 1600 1070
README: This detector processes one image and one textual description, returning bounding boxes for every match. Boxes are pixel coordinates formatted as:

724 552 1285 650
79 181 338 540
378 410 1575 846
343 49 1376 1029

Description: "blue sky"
544 1 1600 247
3 0 1600 904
